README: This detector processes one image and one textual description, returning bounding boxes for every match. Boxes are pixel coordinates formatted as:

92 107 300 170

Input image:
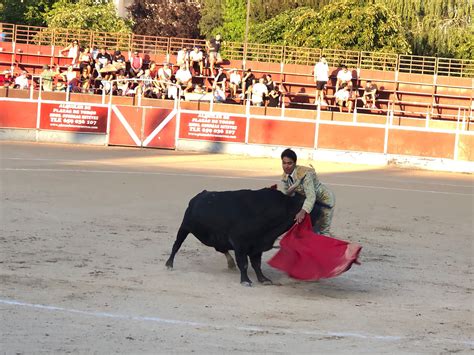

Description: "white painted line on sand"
1 167 472 196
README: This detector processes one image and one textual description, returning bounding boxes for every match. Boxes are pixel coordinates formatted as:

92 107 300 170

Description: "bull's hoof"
260 280 273 286
165 260 173 270
240 281 252 287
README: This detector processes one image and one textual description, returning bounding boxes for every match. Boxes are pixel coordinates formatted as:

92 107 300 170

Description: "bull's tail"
165 226 190 269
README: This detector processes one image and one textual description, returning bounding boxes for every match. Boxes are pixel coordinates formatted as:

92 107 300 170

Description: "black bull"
165 188 305 286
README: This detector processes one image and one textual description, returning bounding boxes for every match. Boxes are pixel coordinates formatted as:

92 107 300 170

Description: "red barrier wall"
109 106 143 146
318 125 385 153
143 107 176 149
248 119 315 148
0 100 37 128
388 130 455 159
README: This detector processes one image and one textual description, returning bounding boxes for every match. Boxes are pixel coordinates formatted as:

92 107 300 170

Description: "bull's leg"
165 227 189 269
249 253 272 285
224 251 236 269
234 250 252 286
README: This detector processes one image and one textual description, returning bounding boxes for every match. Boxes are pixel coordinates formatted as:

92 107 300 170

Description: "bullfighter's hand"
295 209 306 224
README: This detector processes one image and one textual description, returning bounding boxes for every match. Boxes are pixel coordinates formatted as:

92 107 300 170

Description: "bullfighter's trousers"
310 184 335 236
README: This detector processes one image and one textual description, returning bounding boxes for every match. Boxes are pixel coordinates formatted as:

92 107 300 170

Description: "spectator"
14 71 29 90
95 47 112 78
175 64 193 92
213 67 227 92
0 70 13 88
79 47 93 74
267 83 282 107
314 56 329 104
193 83 206 94
265 74 275 92
149 61 158 79
207 34 222 76
334 83 353 113
241 68 255 99
156 62 172 96
112 50 126 71
189 46 204 76
139 68 155 98
65 66 78 91
228 69 241 98
115 70 129 96
251 77 268 106
60 39 80 66
361 80 378 108
40 65 55 92
336 65 353 92
91 46 99 61
80 68 92 93
176 46 190 69
129 50 143 77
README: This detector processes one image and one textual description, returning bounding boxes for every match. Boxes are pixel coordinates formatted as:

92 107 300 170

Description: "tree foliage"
128 0 201 38
44 0 132 32
198 0 224 38
250 1 410 53
0 0 59 26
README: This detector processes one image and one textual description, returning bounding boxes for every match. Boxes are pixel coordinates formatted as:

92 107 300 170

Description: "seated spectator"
241 68 255 99
176 46 190 69
91 45 99 61
267 83 282 107
115 70 129 96
175 64 193 92
207 34 222 76
361 80 378 108
138 68 155 98
149 61 158 79
214 86 226 103
65 66 78 91
40 65 55 92
334 83 353 113
60 39 80 66
336 65 353 91
95 47 112 78
189 46 204 76
0 70 13 88
79 47 93 74
80 68 92 93
14 70 29 90
193 83 206 94
228 68 241 98
112 50 126 71
156 63 172 97
213 67 227 92
314 56 329 104
128 51 143 78
251 77 268 106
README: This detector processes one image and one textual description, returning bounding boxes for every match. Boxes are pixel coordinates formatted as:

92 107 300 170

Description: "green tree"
198 0 224 38
0 0 59 26
214 0 247 41
251 1 410 53
44 0 132 32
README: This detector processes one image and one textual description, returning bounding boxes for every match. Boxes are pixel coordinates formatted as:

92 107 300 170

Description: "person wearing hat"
280 148 335 236
40 65 55 92
189 46 203 76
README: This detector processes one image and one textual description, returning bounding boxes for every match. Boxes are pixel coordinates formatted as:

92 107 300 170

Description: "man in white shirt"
313 56 329 105
228 69 241 98
334 84 353 113
251 77 268 106
336 65 353 91
175 64 193 91
157 63 172 91
176 47 189 69
14 71 29 90
189 46 204 76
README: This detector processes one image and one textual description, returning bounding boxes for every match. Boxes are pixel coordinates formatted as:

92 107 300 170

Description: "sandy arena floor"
0 141 473 354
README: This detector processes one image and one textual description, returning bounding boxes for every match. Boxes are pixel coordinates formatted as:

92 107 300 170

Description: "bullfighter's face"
282 157 296 175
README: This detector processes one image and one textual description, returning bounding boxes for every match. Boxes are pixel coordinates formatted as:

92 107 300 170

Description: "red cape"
268 215 362 280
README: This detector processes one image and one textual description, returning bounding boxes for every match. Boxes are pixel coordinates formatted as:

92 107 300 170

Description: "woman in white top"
60 40 80 66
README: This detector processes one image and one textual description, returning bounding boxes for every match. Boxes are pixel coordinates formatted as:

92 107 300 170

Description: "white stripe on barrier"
142 109 177 147
1 168 472 196
111 105 141 146
0 97 110 108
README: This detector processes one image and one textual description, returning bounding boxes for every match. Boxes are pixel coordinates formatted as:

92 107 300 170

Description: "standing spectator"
265 74 275 92
60 39 80 66
95 47 112 78
267 83 282 107
189 46 204 76
207 34 222 76
336 65 353 91
176 46 190 69
334 83 353 113
156 63 172 96
241 68 255 99
40 65 55 92
213 67 227 92
175 64 193 92
228 69 241 98
251 77 268 106
112 50 126 71
314 56 329 104
129 50 143 77
14 71 29 89
79 47 93 74
361 80 378 108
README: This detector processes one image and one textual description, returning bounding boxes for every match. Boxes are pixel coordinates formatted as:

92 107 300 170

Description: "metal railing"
1 22 473 77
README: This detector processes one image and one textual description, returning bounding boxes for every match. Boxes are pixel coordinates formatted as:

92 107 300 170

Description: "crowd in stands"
0 36 381 111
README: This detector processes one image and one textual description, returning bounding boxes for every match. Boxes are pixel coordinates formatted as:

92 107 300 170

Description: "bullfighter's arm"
301 171 317 214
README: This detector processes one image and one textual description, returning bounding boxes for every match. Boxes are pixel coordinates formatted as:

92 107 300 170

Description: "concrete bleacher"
1 22 473 124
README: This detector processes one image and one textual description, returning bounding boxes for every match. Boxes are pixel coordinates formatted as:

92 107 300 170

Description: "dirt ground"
0 141 472 354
